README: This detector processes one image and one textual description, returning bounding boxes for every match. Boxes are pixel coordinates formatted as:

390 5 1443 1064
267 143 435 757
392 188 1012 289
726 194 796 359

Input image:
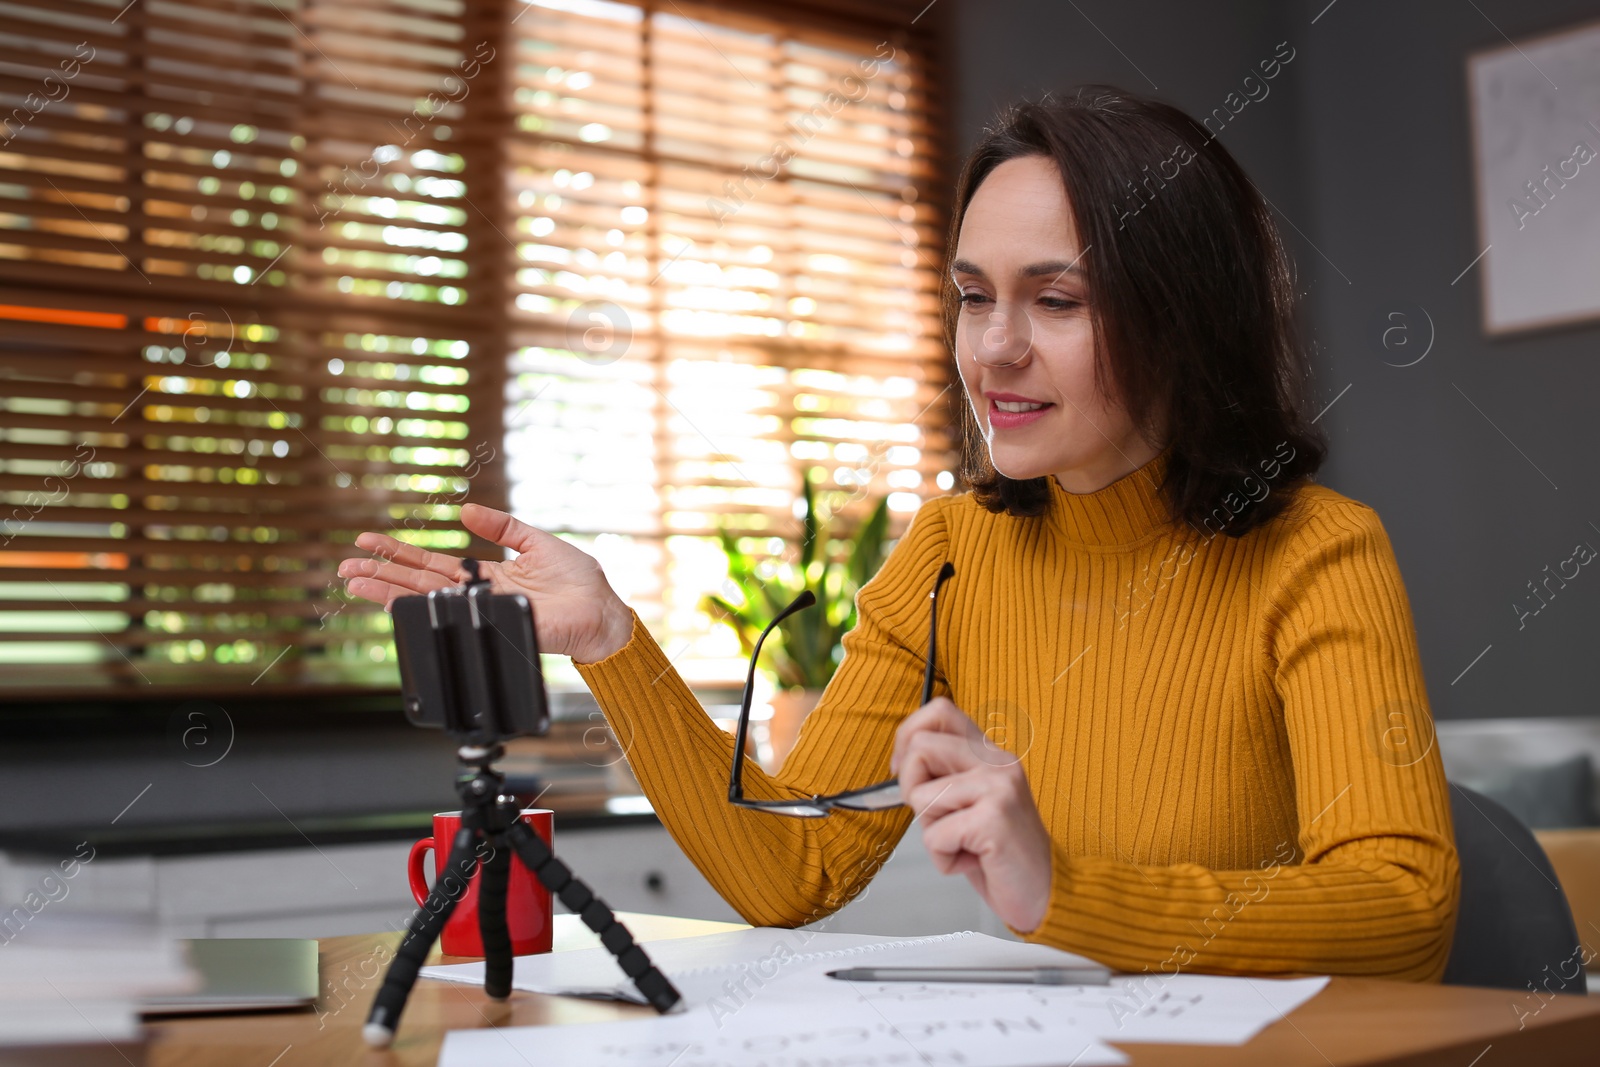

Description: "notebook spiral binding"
662 930 981 980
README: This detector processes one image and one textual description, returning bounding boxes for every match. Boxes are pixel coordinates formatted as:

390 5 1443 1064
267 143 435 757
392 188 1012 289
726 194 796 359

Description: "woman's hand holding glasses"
891 697 1054 935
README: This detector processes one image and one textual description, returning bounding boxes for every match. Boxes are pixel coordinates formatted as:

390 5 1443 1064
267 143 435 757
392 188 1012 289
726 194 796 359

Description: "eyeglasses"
728 560 955 818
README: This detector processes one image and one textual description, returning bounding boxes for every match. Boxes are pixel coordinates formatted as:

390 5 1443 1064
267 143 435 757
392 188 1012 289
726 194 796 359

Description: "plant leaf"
798 465 819 573
847 494 891 594
700 593 758 657
701 472 900 694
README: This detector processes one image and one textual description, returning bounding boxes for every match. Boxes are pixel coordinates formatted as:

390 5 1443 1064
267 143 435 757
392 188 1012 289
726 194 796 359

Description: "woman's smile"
988 395 1056 429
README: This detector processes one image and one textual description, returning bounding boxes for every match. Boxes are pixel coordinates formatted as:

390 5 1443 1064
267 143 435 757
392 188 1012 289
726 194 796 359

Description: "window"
0 0 953 697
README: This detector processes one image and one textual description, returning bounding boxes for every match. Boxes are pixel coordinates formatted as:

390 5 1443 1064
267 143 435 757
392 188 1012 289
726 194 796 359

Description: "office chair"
1442 782 1587 994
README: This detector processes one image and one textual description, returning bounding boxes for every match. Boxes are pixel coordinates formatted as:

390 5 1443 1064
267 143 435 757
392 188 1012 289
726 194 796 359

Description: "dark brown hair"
945 85 1326 538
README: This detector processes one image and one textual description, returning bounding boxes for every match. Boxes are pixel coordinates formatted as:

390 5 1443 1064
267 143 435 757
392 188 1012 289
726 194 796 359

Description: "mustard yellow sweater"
574 446 1460 981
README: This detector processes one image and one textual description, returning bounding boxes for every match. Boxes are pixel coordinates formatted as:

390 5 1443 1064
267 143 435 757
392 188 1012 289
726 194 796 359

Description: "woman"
340 85 1459 982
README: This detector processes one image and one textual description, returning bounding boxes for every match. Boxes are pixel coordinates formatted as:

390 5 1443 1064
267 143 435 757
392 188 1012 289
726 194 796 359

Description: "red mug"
407 809 554 958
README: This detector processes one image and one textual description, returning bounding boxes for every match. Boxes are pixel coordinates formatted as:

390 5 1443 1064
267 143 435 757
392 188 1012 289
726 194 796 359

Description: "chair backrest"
1443 782 1587 993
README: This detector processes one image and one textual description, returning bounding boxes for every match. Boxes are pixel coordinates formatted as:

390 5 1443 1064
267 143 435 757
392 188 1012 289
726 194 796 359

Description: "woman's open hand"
891 697 1053 934
337 504 634 664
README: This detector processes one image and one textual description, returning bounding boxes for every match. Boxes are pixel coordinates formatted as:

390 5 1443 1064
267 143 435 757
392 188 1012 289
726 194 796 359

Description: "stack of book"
0 913 198 1052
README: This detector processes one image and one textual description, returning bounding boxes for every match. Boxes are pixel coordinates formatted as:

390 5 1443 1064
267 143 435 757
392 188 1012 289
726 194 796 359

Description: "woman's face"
952 154 1159 492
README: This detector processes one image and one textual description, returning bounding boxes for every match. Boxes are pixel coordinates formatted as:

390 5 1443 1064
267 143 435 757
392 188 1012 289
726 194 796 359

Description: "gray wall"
946 0 1600 721
1293 0 1600 721
948 0 1310 233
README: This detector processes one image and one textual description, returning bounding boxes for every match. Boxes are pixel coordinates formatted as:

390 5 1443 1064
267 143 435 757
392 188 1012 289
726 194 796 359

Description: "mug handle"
407 838 435 906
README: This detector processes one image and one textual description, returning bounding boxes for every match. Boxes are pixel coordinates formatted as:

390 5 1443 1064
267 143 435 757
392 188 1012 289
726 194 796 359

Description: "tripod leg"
477 832 514 1000
363 828 480 1047
504 820 682 1014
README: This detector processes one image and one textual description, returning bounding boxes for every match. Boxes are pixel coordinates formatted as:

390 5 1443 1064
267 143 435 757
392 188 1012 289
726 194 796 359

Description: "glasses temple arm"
920 561 955 705
729 589 816 801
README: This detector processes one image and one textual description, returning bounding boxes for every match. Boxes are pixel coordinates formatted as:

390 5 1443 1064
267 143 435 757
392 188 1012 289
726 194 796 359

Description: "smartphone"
392 588 549 741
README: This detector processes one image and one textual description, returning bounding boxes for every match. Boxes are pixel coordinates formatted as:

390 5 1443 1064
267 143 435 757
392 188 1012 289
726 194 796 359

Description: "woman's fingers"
349 507 558 585
890 696 976 775
351 531 470 581
346 575 417 610
338 557 459 598
895 730 981 796
920 804 991 876
461 503 551 555
907 770 987 825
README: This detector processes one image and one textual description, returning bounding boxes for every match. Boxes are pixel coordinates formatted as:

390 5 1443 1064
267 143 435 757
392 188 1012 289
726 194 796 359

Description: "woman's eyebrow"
950 257 1084 280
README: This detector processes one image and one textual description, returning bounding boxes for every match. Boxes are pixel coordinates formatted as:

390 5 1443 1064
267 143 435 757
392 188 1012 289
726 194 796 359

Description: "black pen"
826 966 1112 986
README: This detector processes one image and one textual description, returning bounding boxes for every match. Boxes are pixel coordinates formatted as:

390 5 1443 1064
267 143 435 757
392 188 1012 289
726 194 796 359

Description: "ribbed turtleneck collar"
1044 444 1174 549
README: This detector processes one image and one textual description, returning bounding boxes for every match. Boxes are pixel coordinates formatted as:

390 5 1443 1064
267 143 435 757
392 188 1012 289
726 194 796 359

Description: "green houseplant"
700 467 892 766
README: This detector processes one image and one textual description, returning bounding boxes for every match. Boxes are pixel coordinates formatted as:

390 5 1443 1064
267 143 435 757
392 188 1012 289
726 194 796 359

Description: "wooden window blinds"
0 0 954 698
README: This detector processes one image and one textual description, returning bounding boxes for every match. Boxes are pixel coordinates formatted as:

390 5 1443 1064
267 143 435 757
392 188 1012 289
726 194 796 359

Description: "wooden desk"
144 914 1600 1067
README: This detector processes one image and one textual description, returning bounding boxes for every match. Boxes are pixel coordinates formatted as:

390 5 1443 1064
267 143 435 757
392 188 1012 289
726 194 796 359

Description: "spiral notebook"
421 927 1111 1005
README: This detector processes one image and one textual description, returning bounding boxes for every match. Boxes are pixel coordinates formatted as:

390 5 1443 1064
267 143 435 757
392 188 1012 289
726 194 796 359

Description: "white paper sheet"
439 992 1128 1067
832 973 1331 1045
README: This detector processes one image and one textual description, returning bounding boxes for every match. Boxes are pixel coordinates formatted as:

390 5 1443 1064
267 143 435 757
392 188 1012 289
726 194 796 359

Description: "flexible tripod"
362 743 681 1046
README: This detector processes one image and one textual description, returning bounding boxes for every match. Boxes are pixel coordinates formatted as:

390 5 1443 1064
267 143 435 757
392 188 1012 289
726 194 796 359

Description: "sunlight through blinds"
503 0 952 686
0 0 953 696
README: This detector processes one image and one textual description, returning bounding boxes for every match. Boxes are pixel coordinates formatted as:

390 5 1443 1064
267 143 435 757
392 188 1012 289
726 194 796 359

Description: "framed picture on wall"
1466 18 1600 336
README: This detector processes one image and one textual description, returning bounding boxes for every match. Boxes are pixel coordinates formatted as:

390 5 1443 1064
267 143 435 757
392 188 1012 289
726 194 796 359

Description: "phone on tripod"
364 566 682 1048
392 585 549 743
